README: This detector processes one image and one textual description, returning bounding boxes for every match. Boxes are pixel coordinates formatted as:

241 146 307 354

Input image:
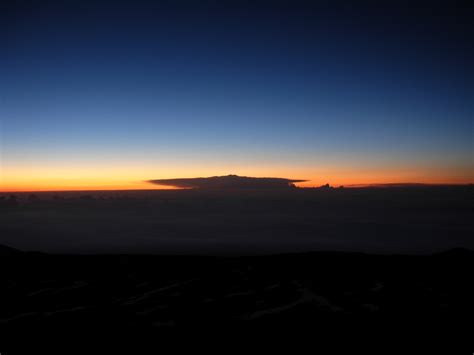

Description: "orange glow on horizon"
2 159 473 192
2 172 472 192
0 184 176 193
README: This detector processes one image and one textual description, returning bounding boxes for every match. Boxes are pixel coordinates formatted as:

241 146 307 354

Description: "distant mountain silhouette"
347 183 473 188
148 174 306 189
0 244 21 256
434 247 474 258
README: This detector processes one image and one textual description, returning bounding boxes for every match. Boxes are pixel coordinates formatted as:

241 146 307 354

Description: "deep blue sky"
1 1 473 190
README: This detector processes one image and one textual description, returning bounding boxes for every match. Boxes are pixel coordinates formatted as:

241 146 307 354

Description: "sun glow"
1 162 472 192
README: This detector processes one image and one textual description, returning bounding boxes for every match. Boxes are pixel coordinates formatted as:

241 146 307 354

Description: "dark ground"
0 186 473 353
1 246 473 353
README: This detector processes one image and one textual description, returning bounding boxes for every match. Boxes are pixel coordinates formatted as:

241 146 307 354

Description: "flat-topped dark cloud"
147 175 306 189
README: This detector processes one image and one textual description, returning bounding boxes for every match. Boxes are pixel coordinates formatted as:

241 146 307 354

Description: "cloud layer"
148 175 306 189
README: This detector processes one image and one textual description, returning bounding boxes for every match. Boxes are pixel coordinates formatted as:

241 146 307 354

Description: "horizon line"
1 182 473 194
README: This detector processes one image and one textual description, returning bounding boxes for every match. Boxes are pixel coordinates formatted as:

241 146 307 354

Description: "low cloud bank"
147 174 306 189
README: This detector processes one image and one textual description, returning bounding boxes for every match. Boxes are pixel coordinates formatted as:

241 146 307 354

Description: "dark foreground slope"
1 247 473 354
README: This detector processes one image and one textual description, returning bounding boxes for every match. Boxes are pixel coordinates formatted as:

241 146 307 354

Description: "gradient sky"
1 1 473 191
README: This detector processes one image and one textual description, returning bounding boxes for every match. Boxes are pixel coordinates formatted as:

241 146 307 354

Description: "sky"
1 0 473 191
